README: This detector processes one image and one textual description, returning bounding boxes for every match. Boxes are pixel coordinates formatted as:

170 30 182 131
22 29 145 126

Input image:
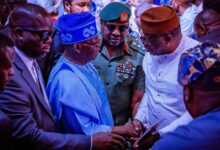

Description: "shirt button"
106 82 109 86
157 94 160 97
108 64 112 67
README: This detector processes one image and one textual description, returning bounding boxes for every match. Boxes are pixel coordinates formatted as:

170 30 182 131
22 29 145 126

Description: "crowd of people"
0 0 220 150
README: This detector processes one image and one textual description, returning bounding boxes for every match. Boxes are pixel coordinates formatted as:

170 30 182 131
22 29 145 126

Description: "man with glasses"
47 13 137 143
151 42 220 150
132 6 199 149
0 3 117 150
93 2 145 126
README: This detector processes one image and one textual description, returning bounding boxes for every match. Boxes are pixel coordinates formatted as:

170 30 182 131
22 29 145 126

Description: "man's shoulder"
192 108 220 125
183 36 200 47
127 36 145 56
153 110 220 150
181 36 200 53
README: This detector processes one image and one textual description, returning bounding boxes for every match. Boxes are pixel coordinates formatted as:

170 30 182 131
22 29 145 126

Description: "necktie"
33 61 51 110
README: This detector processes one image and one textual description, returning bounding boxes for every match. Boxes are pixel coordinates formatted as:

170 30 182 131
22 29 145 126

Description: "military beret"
99 2 131 23
140 6 180 34
58 12 98 44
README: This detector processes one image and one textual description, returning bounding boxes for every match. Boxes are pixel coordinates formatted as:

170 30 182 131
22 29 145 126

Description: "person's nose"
82 6 89 12
112 26 120 36
44 35 52 45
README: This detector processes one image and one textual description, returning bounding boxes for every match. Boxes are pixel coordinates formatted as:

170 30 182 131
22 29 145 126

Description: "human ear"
197 23 208 37
164 34 172 43
14 28 24 40
100 20 105 30
184 86 192 103
74 43 81 53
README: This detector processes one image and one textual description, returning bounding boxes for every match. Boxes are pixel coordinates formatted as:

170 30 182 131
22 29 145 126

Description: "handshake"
92 120 160 150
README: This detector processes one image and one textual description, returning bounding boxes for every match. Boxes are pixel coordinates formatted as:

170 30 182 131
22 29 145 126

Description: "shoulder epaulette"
127 36 145 55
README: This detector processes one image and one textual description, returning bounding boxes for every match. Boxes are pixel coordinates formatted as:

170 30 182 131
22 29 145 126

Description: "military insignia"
120 12 128 23
116 61 136 81
123 43 129 53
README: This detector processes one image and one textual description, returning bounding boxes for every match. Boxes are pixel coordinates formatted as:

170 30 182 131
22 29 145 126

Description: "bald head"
9 3 50 29
8 3 52 58
194 9 220 38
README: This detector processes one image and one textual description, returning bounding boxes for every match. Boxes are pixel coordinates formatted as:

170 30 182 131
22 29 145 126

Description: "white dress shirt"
134 36 199 135
180 4 199 37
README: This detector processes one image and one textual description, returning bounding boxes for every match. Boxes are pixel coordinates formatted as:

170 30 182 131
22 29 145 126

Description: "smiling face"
101 20 129 47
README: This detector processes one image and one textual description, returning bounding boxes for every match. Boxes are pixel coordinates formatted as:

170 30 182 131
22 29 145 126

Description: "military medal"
116 61 136 80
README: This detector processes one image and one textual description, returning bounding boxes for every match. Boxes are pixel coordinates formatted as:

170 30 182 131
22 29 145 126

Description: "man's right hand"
92 132 125 150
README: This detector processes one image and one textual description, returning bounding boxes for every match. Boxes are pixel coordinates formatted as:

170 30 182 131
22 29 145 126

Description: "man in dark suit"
0 3 125 150
0 33 15 150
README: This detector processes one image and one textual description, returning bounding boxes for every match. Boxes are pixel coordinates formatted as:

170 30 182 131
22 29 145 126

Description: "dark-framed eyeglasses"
140 30 163 43
18 27 53 42
105 23 129 32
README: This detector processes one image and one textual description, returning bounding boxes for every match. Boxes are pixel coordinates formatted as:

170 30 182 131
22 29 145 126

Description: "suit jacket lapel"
14 54 55 124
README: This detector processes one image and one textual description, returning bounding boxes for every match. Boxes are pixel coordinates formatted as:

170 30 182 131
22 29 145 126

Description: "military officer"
93 2 145 126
